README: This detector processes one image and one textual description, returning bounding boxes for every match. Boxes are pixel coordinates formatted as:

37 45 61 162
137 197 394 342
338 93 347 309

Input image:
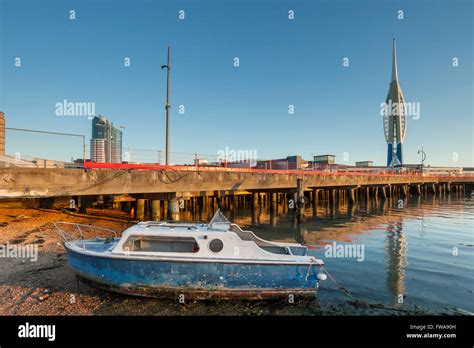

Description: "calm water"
97 193 474 315
229 193 474 313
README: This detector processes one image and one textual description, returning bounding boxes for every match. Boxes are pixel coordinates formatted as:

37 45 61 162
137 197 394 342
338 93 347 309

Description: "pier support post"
197 196 204 219
414 185 421 195
312 188 319 215
252 192 259 210
169 198 180 221
373 187 379 201
229 194 235 214
380 186 387 199
328 189 335 206
347 188 355 204
79 196 93 214
136 199 146 221
296 178 304 222
215 194 221 209
151 200 161 221
400 186 407 198
270 192 277 212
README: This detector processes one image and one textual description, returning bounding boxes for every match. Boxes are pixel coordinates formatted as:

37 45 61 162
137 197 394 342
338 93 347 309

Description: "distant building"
194 158 208 166
313 154 336 165
91 116 122 163
90 138 107 163
355 161 374 167
404 165 463 176
226 160 254 168
0 112 5 157
255 155 307 170
307 154 339 171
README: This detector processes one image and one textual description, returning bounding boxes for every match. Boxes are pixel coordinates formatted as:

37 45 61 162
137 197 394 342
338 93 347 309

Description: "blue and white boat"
55 210 326 300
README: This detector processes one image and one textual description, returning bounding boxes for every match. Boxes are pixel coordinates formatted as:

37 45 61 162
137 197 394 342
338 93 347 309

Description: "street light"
418 147 426 174
161 44 171 165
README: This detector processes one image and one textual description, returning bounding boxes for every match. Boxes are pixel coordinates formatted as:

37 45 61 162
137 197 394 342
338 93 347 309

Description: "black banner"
0 315 472 346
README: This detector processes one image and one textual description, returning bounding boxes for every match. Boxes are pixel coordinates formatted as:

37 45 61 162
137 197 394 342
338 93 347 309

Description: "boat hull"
66 248 320 300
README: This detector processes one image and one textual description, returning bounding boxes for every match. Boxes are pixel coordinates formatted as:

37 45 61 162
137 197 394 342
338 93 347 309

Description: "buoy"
317 272 327 281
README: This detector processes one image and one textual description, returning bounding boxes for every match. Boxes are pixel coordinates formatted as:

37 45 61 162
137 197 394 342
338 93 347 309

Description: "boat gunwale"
64 242 324 266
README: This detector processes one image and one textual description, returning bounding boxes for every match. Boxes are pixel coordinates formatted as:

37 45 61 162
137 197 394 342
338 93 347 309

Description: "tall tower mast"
384 38 407 167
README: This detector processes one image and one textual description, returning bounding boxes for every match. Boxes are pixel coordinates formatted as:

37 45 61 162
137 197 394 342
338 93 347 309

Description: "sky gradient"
1 0 472 166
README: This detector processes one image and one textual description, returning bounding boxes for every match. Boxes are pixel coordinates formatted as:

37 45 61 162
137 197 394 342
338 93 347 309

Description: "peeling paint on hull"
76 272 319 300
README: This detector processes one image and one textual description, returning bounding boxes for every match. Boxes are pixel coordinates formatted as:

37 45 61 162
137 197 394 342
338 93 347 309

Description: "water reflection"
177 193 473 312
385 220 406 299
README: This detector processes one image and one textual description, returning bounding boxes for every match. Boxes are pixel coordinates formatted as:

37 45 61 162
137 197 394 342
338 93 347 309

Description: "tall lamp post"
161 45 171 165
418 147 426 174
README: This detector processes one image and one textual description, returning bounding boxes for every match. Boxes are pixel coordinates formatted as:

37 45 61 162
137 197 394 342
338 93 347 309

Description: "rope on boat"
304 263 313 281
320 264 354 298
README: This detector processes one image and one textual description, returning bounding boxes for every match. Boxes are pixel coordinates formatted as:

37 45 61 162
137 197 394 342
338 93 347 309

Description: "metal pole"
162 45 171 165
6 127 86 167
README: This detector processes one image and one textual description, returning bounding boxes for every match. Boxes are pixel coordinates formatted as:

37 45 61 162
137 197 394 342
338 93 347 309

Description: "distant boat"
55 210 326 300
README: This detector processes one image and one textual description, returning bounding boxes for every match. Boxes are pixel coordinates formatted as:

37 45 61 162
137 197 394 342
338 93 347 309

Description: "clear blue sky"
1 0 472 166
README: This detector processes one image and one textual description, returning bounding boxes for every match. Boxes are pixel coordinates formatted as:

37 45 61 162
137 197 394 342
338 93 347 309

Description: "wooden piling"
151 200 161 221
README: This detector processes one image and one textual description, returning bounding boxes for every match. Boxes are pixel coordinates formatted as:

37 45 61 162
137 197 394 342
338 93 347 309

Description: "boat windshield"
208 209 231 230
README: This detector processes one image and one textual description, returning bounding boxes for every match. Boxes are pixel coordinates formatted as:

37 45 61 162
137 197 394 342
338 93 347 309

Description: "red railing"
83 161 445 179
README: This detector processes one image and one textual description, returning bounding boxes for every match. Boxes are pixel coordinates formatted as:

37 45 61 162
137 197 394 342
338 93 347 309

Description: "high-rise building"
0 112 5 157
90 138 106 163
90 116 122 163
111 126 122 163
383 38 407 167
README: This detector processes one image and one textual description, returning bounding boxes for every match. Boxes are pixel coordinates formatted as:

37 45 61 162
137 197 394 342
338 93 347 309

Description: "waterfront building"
313 154 336 165
90 138 107 163
255 155 307 170
356 161 374 167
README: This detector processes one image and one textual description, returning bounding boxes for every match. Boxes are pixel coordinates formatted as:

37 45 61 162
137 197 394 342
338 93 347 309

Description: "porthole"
208 239 224 253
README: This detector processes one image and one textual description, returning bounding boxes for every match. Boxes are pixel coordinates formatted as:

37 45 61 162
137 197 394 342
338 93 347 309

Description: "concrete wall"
0 167 468 199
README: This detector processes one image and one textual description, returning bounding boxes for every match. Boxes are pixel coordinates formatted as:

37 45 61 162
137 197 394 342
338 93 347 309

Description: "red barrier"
83 162 443 179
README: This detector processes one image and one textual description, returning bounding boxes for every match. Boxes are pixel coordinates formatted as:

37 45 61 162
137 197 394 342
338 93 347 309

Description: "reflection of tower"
383 38 407 167
385 220 407 297
294 222 307 244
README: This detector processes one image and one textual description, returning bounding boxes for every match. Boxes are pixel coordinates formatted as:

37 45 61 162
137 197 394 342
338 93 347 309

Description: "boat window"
122 236 200 253
208 239 224 253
